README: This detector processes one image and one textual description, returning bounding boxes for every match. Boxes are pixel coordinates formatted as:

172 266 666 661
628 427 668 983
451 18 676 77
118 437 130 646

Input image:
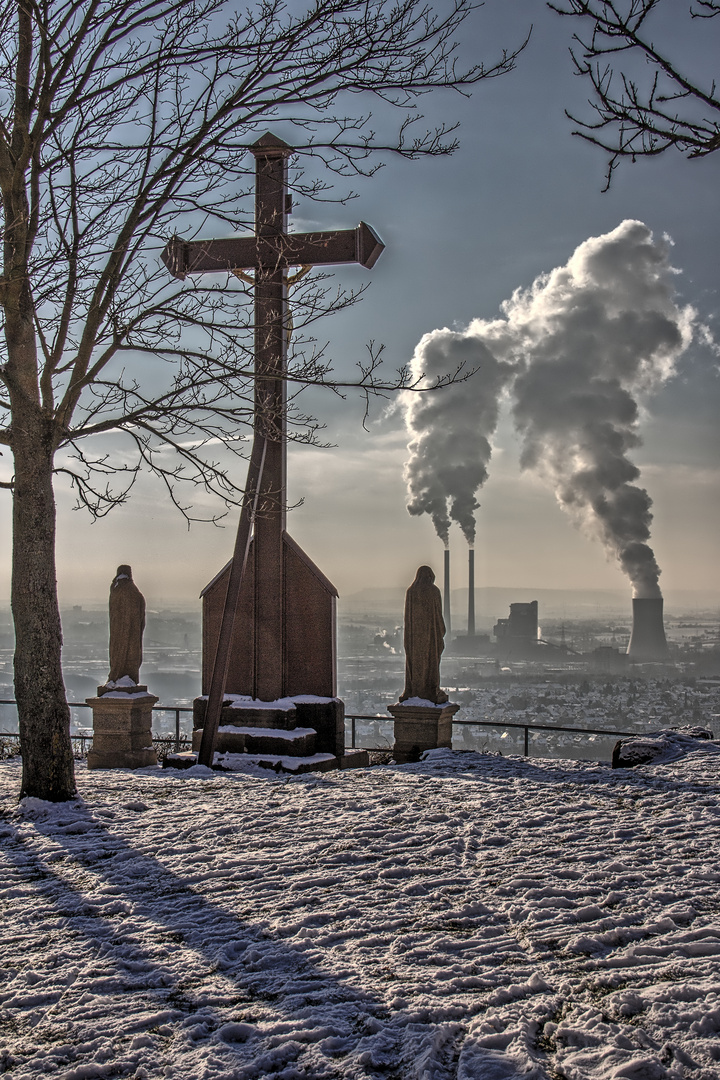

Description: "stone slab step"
193 696 298 730
216 752 339 774
162 751 198 770
163 749 369 773
191 725 317 756
338 749 370 769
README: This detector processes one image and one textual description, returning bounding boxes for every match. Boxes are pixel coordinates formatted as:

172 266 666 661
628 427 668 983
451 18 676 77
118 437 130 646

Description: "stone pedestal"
86 692 158 769
292 697 345 757
387 701 460 764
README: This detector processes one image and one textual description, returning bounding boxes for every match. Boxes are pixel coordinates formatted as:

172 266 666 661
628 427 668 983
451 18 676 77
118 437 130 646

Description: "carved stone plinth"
86 692 158 770
387 701 460 764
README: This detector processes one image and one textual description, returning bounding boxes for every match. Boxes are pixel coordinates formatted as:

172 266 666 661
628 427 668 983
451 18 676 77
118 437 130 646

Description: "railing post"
524 726 529 756
175 709 181 752
352 716 356 749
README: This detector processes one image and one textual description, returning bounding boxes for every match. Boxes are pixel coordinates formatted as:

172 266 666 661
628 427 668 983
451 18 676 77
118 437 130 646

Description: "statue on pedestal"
399 565 448 705
107 565 146 685
87 565 157 770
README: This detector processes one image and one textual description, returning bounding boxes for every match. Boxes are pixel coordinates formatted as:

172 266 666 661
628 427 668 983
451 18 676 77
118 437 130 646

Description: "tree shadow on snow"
1 795 396 1075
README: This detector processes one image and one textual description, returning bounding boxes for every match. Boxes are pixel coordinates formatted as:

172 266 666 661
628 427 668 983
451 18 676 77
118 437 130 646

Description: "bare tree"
0 0 526 800
548 0 720 187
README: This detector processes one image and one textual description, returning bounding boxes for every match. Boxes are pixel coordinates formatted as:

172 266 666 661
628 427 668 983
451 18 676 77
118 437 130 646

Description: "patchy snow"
214 752 339 773
216 725 317 740
196 695 298 711
97 691 156 701
1 747 720 1079
110 677 138 688
396 698 448 709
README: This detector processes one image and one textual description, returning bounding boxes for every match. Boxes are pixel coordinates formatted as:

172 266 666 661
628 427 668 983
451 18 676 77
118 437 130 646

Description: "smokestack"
444 548 451 634
627 597 670 661
467 548 475 636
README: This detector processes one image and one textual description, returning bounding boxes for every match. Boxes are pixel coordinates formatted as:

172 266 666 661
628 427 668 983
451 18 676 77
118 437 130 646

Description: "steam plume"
403 220 694 596
403 328 516 545
509 221 692 597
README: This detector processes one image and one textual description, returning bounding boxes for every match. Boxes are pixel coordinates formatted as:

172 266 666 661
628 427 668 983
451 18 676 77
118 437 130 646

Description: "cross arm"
162 222 384 280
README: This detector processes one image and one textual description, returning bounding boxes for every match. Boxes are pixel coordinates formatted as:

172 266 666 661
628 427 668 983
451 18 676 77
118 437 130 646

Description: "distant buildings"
494 601 539 659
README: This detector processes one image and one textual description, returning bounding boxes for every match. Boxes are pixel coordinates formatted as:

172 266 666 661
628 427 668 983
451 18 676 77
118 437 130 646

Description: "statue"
399 565 448 704
88 566 157 769
107 565 146 684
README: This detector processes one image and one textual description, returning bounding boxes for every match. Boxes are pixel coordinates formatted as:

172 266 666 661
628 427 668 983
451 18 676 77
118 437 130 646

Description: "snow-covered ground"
1 746 720 1080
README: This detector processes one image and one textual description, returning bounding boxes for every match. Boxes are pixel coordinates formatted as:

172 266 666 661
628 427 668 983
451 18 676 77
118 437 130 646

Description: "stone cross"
162 133 384 764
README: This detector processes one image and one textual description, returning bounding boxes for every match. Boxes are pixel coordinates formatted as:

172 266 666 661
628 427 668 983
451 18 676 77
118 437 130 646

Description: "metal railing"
0 701 640 761
345 713 638 756
0 699 193 754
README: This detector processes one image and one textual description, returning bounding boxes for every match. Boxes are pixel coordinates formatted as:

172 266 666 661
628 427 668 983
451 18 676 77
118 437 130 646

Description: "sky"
1 0 718 612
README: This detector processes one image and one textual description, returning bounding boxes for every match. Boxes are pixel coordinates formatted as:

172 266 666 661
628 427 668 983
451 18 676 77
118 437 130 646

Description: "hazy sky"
2 0 718 610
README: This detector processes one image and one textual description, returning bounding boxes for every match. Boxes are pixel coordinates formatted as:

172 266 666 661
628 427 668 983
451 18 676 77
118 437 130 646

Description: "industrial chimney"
467 549 475 637
627 597 670 661
444 548 451 634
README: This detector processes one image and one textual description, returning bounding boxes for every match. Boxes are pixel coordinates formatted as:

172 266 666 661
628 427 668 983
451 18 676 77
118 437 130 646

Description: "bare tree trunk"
11 400 75 802
3 127 76 799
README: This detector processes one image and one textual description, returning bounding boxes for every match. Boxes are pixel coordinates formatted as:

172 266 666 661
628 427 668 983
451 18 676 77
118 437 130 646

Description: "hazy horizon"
1 582 716 618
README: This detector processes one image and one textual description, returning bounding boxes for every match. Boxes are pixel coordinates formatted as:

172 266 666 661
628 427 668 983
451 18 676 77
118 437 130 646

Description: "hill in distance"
341 586 720 623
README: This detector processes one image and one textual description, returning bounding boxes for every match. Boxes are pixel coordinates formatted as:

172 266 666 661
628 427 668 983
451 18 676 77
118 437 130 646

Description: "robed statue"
107 565 146 684
399 565 448 704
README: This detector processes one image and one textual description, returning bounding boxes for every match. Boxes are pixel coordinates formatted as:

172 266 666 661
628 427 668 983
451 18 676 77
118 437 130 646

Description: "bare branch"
548 0 720 185
0 0 526 520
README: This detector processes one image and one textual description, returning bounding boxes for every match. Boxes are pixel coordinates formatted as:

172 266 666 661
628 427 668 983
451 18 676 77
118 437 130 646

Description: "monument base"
387 701 460 764
189 694 352 771
163 747 370 774
86 691 158 770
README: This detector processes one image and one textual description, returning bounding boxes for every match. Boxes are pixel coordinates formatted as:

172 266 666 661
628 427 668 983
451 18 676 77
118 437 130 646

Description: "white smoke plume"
403 220 694 594
403 327 517 546
509 220 693 598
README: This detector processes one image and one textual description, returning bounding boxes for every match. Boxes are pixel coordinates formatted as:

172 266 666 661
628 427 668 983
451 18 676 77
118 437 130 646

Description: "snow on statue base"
86 689 158 770
388 700 460 764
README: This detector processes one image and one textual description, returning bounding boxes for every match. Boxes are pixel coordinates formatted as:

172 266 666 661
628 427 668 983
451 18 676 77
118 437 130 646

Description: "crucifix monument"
162 133 384 766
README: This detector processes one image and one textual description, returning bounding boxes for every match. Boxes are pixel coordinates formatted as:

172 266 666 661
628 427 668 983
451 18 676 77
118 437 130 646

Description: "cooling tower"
444 548 451 634
626 597 670 661
467 548 475 637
